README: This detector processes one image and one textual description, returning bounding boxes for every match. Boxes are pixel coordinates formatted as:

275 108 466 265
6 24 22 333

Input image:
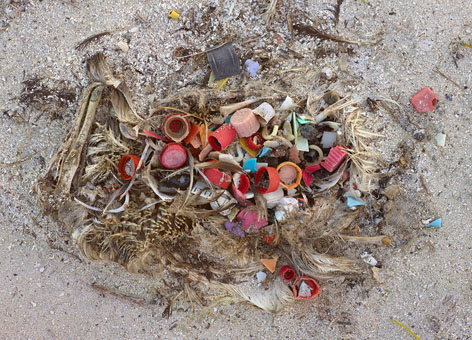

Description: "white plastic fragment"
279 96 295 111
256 271 267 283
253 102 276 126
435 133 446 147
263 186 284 209
321 131 337 149
298 281 313 298
360 252 378 266
209 190 236 216
295 137 309 152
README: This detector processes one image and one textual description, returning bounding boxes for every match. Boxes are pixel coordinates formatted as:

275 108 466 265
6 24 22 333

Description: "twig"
340 235 391 245
75 28 126 50
90 283 150 305
264 0 279 24
433 67 462 89
294 24 361 45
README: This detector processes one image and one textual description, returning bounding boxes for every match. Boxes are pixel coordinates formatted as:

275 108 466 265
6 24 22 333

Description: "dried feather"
87 53 121 88
110 83 144 123
327 0 345 26
218 279 294 313
75 29 123 50
293 24 361 45
313 159 347 191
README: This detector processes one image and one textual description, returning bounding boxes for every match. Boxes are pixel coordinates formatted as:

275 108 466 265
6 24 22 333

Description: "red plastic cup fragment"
292 276 321 300
280 265 296 281
302 163 321 186
118 154 143 180
411 87 438 113
321 146 347 172
203 168 232 189
233 173 250 194
230 108 261 137
159 143 188 169
237 207 268 231
208 124 237 151
246 132 264 150
255 166 280 194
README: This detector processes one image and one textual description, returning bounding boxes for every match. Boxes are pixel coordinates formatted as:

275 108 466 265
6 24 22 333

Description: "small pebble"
117 41 129 52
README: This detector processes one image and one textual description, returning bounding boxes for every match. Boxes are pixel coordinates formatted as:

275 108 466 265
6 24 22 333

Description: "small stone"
300 124 318 142
117 41 129 52
413 129 426 141
384 184 401 200
39 267 45 273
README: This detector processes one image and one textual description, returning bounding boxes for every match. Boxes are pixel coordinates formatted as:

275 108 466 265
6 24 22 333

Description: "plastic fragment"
239 137 258 157
209 190 236 215
435 133 446 147
260 258 278 273
255 167 280 194
202 168 232 189
411 87 438 113
118 154 143 180
245 59 260 76
297 117 310 124
279 96 295 111
231 108 261 137
292 277 321 300
225 221 245 237
256 271 267 283
159 143 188 169
347 196 366 208
426 218 442 228
237 207 268 230
246 132 264 150
263 186 284 209
208 124 236 151
233 172 250 194
321 131 337 149
295 137 309 152
279 265 295 281
253 102 275 126
259 146 272 157
321 145 347 172
243 158 257 173
289 145 302 163
361 252 378 266
168 10 180 19
207 42 241 80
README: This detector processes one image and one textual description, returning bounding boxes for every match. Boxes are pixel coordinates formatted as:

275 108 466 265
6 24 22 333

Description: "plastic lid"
159 143 188 169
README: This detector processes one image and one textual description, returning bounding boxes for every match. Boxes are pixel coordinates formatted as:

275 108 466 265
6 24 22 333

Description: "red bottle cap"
279 265 296 281
208 124 237 151
255 166 280 194
159 143 188 169
162 113 190 142
246 132 264 150
321 145 347 172
292 276 321 300
203 168 232 189
118 154 143 180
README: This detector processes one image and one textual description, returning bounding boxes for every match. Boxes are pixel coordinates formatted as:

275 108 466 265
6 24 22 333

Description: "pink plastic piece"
411 87 438 113
321 146 347 172
237 207 268 231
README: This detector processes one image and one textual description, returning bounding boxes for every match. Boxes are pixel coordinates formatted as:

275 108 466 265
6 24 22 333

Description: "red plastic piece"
246 133 264 150
255 167 280 194
208 124 237 151
237 207 268 231
292 276 321 300
321 146 347 172
280 265 296 281
302 163 321 186
411 87 438 113
203 168 232 189
118 154 143 180
236 173 250 193
159 143 188 169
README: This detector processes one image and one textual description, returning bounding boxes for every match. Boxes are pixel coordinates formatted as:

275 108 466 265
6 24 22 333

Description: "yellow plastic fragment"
169 10 180 19
392 320 421 340
461 43 472 48
216 77 230 90
239 138 258 158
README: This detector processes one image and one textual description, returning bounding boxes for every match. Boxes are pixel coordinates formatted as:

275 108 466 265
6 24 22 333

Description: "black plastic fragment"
207 43 241 80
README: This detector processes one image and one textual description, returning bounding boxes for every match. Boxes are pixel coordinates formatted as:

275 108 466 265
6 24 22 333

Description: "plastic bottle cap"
208 124 237 151
118 154 143 180
159 143 188 169
246 132 264 150
162 113 190 142
279 265 296 281
203 168 232 189
276 162 302 190
255 167 280 194
230 108 261 137
292 276 321 300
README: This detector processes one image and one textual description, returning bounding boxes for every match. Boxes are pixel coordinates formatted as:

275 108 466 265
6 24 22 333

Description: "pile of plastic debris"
35 53 382 313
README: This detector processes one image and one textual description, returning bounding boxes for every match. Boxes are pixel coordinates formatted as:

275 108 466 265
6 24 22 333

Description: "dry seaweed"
293 24 360 45
327 0 345 26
